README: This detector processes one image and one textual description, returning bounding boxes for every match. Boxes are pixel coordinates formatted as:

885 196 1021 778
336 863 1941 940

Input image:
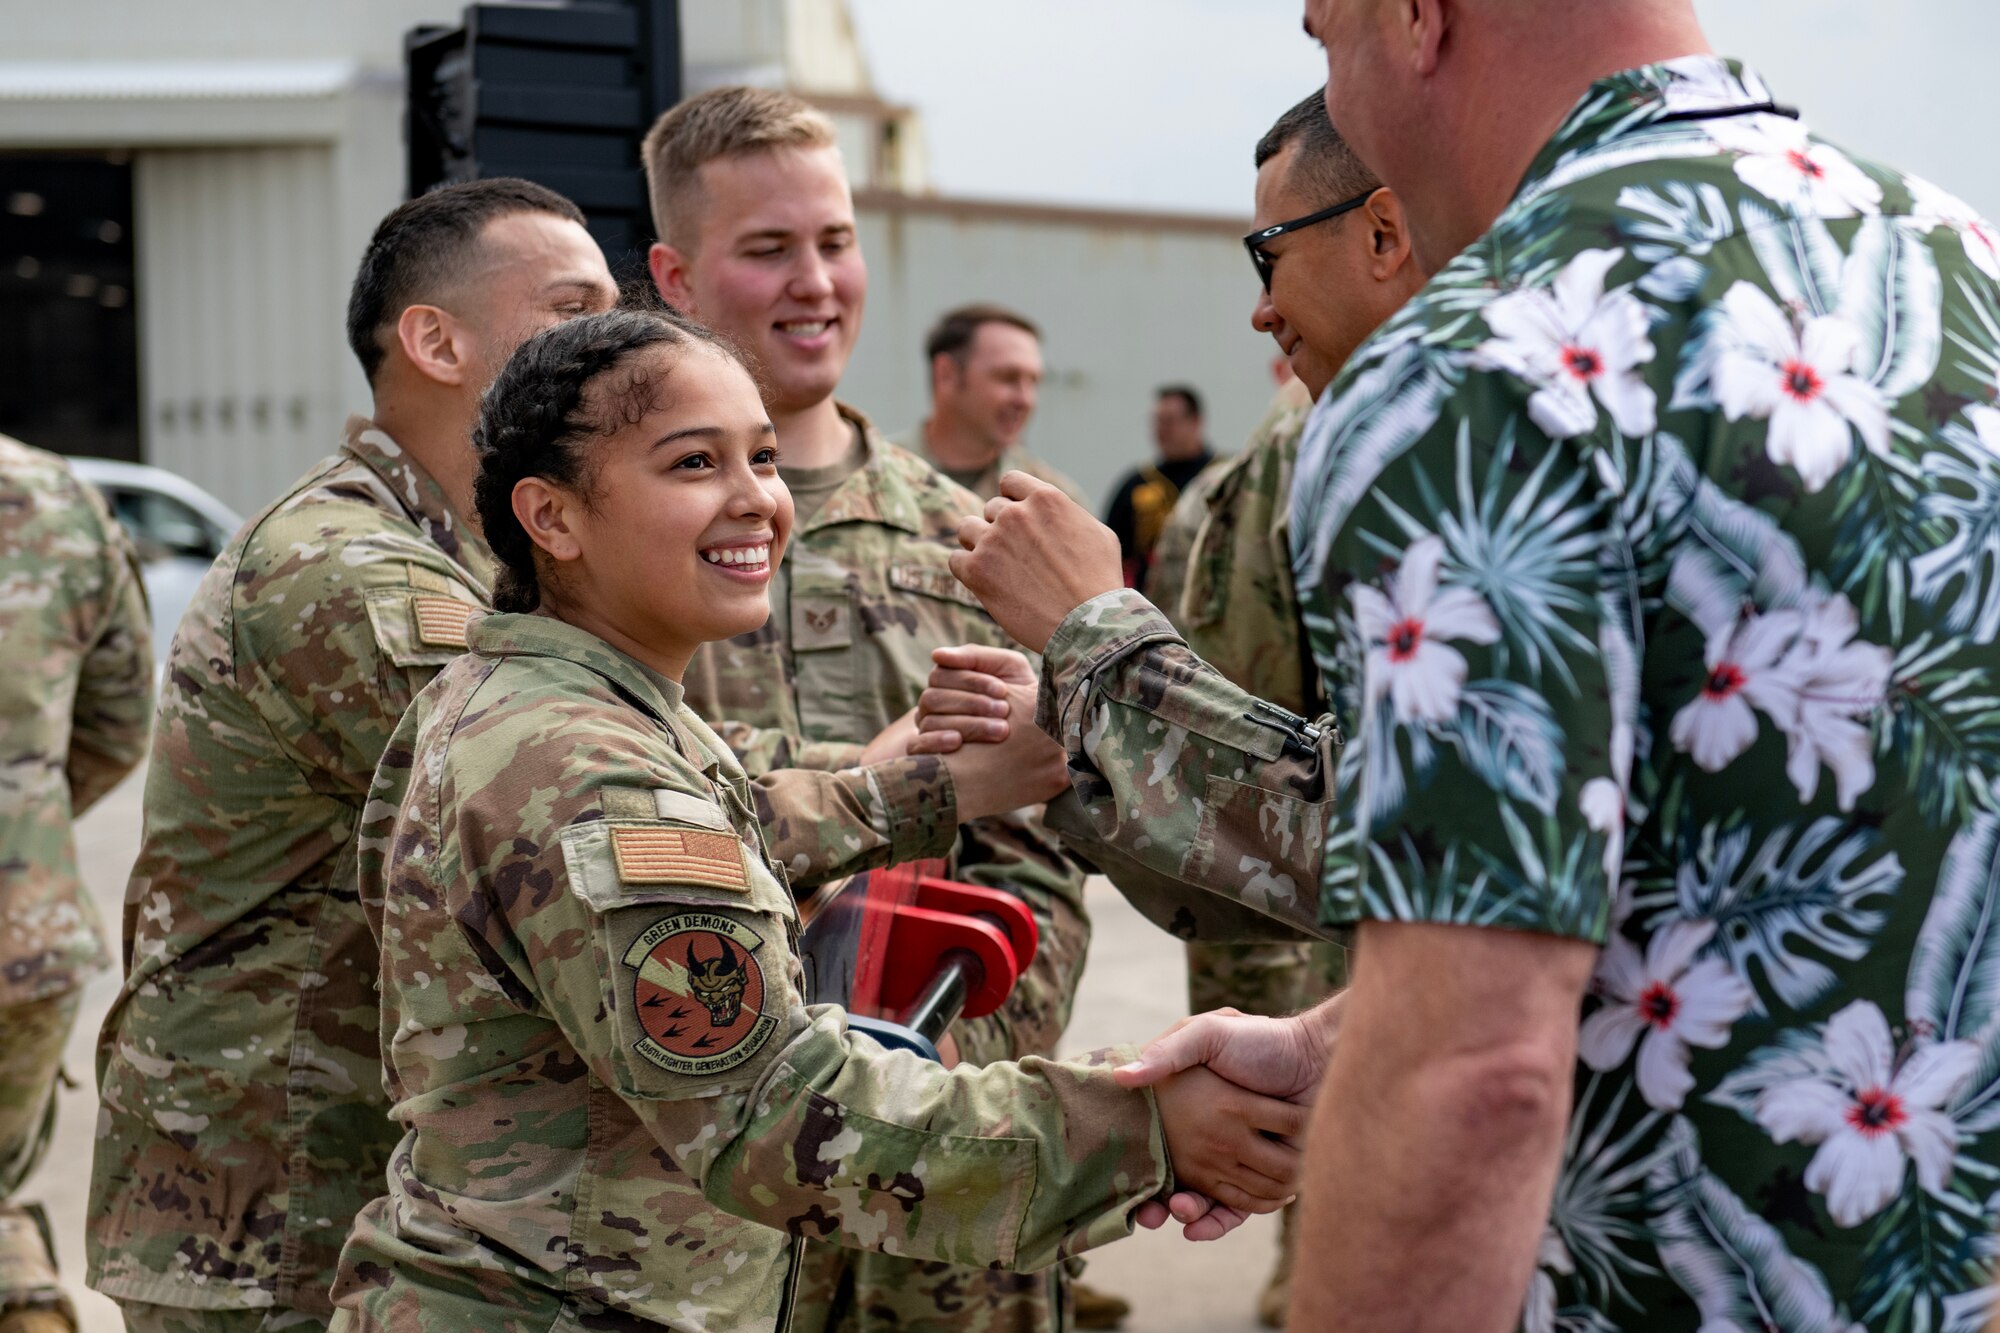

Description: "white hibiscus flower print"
1520 1227 1573 1333
1710 282 1891 493
1659 56 1773 117
1708 116 1882 219
1352 535 1501 726
1908 175 2000 282
1471 248 1659 440
1782 594 1892 811
1754 1000 1980 1228
1579 919 1755 1110
1579 777 1625 882
1668 605 1804 773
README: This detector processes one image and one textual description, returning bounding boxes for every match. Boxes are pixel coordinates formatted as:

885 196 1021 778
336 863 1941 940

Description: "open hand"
950 474 1123 653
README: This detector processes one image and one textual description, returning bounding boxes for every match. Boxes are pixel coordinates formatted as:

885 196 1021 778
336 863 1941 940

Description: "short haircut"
924 303 1041 366
642 86 839 249
1157 384 1203 419
344 177 586 383
1254 92 1381 211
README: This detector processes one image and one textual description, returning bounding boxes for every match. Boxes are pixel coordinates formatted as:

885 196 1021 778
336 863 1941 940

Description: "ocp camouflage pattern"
0 434 152 1007
1142 393 1348 1014
330 611 1166 1333
681 405 1093 1332
86 416 974 1321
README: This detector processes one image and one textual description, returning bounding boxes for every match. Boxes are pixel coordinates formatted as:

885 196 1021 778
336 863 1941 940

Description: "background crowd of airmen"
15 0 2000 1328
1 82 1358 1333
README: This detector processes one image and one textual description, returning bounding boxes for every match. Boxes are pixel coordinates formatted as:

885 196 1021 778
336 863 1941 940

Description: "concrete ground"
34 765 1283 1332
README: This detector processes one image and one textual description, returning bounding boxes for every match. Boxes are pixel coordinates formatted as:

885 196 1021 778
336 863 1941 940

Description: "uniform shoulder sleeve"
437 671 1169 1272
1037 589 1343 940
65 473 154 814
233 500 480 797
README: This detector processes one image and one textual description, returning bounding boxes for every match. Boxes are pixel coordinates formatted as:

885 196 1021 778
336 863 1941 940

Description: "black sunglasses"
1243 188 1377 291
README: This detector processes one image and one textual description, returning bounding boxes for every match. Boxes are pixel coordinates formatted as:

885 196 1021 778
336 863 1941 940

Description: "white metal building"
0 0 1274 514
4 1 1998 514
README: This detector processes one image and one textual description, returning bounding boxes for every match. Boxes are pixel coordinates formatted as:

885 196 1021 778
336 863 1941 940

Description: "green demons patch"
622 914 779 1075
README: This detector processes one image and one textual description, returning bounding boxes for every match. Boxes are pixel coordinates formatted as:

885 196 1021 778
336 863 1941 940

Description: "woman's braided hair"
473 306 738 613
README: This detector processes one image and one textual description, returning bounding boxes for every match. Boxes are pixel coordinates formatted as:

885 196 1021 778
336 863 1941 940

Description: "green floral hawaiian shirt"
1284 57 2000 1331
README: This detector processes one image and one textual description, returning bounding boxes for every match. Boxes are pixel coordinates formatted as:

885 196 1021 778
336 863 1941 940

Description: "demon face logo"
624 915 776 1077
686 936 749 1026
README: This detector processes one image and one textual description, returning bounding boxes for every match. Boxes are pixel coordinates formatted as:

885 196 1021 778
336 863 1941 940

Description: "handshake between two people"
856 474 1343 1240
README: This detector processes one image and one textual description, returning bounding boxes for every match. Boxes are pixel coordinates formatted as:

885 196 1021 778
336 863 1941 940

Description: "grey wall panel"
137 145 346 515
844 203 1276 512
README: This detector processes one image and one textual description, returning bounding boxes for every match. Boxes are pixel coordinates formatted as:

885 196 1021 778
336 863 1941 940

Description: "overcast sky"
847 0 2000 221
848 0 1320 218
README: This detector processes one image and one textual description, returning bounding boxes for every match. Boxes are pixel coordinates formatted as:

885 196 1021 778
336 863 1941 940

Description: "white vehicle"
69 458 243 669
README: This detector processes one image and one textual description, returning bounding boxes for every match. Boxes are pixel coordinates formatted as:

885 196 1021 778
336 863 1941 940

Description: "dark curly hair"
473 307 741 613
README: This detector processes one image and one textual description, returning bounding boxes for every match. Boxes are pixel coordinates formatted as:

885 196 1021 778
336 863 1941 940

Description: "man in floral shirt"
940 1 2000 1327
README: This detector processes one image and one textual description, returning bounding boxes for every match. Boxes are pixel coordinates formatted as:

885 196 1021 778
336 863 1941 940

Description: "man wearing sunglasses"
1140 91 1427 1327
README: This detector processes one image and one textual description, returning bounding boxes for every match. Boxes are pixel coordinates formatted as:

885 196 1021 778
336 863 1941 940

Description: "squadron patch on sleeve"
622 914 777 1075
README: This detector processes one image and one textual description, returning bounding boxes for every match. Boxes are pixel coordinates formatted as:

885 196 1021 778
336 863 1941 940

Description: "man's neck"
1157 440 1207 467
772 395 855 469
1414 13 1713 267
921 414 1002 474
371 393 480 531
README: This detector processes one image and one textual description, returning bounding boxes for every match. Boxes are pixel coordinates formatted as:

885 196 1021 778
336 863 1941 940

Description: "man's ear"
396 304 472 388
650 241 698 316
1364 189 1417 282
512 475 584 565
1409 0 1448 76
931 352 959 399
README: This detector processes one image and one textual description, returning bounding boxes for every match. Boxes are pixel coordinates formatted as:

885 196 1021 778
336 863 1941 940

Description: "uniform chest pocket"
790 566 855 654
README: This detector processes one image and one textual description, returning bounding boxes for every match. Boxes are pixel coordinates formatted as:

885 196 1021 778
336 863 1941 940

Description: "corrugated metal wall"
136 146 346 516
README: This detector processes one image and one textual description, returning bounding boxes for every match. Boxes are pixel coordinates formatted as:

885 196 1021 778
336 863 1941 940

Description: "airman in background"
896 303 1089 505
0 434 152 1333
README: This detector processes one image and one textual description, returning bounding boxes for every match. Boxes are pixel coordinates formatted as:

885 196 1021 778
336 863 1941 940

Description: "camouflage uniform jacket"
893 425 1092 507
87 417 498 1317
0 435 152 1006
1145 391 1317 715
684 405 1089 1064
88 418 963 1316
330 612 1167 1333
1037 390 1347 947
1034 587 1344 945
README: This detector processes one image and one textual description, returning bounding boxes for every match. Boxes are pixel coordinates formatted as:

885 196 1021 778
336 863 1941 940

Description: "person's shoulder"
0 434 81 498
870 436 986 525
1005 447 1087 500
454 647 711 801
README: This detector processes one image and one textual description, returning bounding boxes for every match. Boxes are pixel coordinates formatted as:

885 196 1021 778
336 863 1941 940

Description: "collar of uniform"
469 611 685 725
341 414 498 594
799 401 931 537
1512 55 1777 205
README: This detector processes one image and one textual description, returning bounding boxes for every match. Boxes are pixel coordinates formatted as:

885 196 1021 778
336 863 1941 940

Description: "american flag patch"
611 826 749 891
411 595 476 648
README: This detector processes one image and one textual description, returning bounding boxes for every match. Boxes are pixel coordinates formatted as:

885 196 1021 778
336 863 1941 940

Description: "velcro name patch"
411 595 477 648
611 826 750 892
